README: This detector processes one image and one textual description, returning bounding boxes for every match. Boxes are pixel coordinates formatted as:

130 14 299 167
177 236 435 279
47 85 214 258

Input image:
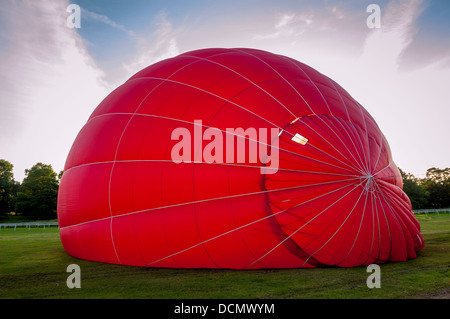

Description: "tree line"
0 158 449 220
0 159 60 220
400 167 450 210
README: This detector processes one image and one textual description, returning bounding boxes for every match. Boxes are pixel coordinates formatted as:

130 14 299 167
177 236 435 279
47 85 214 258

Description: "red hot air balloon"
57 48 424 269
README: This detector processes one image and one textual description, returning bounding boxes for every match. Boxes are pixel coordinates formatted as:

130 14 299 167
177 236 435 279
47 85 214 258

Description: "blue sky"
73 0 450 72
0 0 449 181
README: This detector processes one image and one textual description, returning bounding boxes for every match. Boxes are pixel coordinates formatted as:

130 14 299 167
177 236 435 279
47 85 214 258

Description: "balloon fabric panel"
57 48 424 269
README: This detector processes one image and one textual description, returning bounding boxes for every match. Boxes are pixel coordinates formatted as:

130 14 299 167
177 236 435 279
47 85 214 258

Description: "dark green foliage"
422 168 450 209
0 159 19 216
399 168 429 209
14 162 59 220
400 167 450 210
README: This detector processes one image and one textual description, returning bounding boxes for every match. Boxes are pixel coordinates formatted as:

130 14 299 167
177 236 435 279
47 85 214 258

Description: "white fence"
0 222 59 230
1 208 449 229
412 208 450 216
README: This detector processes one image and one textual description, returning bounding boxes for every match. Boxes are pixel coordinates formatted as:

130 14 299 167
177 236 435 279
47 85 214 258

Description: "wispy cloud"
252 12 310 40
123 11 180 76
254 4 363 36
81 8 136 37
357 0 424 76
251 4 368 62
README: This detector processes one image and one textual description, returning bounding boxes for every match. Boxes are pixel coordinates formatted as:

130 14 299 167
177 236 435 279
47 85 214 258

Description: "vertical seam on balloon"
106 57 211 265
191 147 221 268
177 67 232 267
160 157 177 267
228 160 267 268
244 179 365 269
228 140 267 268
168 80 275 268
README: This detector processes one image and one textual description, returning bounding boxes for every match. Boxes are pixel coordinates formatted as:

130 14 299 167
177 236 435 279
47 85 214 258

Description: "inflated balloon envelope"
57 48 424 269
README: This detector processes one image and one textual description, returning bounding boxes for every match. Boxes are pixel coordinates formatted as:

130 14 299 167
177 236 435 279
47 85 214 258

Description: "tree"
422 167 450 209
425 167 450 183
15 162 59 220
0 159 19 216
399 168 429 209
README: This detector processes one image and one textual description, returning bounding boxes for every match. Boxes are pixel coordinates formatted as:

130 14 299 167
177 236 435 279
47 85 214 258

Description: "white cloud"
123 12 180 76
0 0 109 181
253 11 314 40
251 5 369 65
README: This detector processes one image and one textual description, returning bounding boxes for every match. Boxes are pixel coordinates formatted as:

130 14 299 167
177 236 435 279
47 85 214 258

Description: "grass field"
0 214 449 299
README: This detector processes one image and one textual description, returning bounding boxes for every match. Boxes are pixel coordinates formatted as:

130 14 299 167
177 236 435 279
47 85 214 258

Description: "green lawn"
0 215 449 299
